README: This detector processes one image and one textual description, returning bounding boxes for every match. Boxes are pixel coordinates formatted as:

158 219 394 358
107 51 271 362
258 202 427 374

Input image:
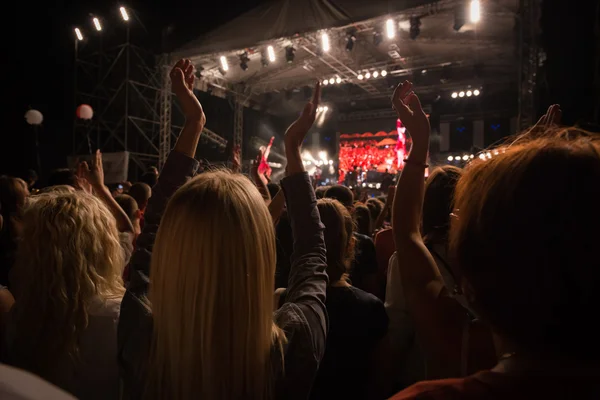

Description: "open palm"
171 59 205 123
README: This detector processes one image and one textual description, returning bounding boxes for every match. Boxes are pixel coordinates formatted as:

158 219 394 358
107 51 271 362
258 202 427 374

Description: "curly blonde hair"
9 191 125 378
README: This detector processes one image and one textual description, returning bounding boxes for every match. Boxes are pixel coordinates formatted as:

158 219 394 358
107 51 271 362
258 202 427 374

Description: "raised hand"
81 149 105 189
231 145 241 173
170 59 206 124
285 81 321 149
392 81 430 146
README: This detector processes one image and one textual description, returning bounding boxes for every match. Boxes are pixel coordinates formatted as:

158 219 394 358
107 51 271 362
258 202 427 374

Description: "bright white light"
479 154 486 160
318 151 327 161
454 156 462 161
459 91 465 97
486 152 492 159
462 155 469 161
470 154 474 159
119 7 129 21
329 78 335 84
373 71 379 78
75 28 83 41
93 17 102 31
322 79 329 85
474 89 480 96
335 77 342 84
447 156 453 161
386 18 396 39
470 0 481 23
362 183 367 187
220 56 229 71
317 106 323 112
493 150 499 155
357 74 364 80
466 90 473 97
328 160 333 165
451 92 458 98
267 45 276 62
381 70 387 77
365 72 371 79
368 183 374 188
323 106 329 111
321 32 330 52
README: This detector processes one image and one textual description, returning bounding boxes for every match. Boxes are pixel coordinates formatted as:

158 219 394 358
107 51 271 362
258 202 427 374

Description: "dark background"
1 0 598 177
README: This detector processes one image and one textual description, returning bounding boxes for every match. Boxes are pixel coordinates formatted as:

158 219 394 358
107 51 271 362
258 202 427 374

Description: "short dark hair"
47 168 76 188
353 204 372 236
366 198 384 221
325 185 354 208
115 194 139 222
422 165 462 244
128 182 152 211
315 186 330 199
140 171 158 187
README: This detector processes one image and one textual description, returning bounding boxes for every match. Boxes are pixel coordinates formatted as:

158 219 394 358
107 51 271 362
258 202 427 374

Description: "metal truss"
233 89 245 160
517 0 541 131
158 55 172 169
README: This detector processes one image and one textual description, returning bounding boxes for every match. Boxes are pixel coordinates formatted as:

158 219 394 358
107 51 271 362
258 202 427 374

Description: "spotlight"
447 156 453 162
462 155 469 161
324 106 329 111
322 79 329 86
335 77 342 84
451 92 458 98
220 56 229 72
470 0 481 23
329 78 335 85
321 32 330 52
317 106 323 112
486 152 492 159
119 7 129 21
267 45 276 62
329 160 333 165
470 154 475 159
239 52 250 71
93 17 102 32
357 74 364 80
479 153 486 160
386 18 396 39
285 46 295 63
365 72 371 79
459 91 465 97
346 34 356 51
454 156 462 161
466 90 472 97
381 70 387 77
474 89 480 96
373 31 383 46
74 27 84 41
373 71 379 78
409 17 421 40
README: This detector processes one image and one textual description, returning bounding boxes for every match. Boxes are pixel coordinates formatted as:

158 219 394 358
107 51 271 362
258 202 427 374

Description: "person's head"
46 168 76 188
315 185 330 199
353 203 372 236
316 198 355 283
0 176 29 218
422 165 462 244
266 182 280 200
24 169 38 188
141 171 158 188
325 185 354 209
128 182 152 212
366 198 384 221
10 191 125 378
38 185 76 195
115 194 142 236
147 169 285 398
450 130 600 363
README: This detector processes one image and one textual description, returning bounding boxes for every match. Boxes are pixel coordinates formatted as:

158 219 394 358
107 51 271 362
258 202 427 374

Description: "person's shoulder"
348 285 383 306
390 375 490 400
0 363 76 399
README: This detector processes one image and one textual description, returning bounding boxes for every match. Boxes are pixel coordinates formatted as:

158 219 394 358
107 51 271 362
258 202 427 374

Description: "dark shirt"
350 233 378 292
310 286 388 399
117 151 328 400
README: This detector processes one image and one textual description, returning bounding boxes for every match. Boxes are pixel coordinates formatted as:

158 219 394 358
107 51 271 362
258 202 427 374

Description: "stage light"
373 30 383 46
459 91 465 97
474 89 480 96
329 78 335 85
317 106 323 112
239 52 250 71
409 17 421 40
470 0 481 23
75 28 84 41
381 70 387 77
466 90 473 97
365 72 371 79
373 71 379 78
493 150 499 155
479 153 486 160
323 106 329 111
346 34 356 51
93 17 102 32
119 7 129 21
321 32 330 52
335 77 342 84
376 183 381 189
219 56 229 72
470 154 474 159
454 156 462 161
285 46 295 63
462 155 469 161
322 79 329 85
357 73 364 80
267 45 276 63
451 92 458 98
447 156 453 162
486 152 492 159
329 160 333 165
386 18 396 39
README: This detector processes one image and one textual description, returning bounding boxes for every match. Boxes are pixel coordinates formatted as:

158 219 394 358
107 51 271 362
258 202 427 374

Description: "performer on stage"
395 119 407 169
258 136 275 178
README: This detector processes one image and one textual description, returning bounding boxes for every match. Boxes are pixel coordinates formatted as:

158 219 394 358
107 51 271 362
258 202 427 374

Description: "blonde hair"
147 170 285 399
10 191 125 377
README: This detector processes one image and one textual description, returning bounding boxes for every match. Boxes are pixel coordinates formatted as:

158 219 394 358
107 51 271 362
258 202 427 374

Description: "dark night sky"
1 0 598 177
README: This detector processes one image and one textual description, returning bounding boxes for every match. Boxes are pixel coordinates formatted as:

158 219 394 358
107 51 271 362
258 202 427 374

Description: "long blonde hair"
148 170 285 399
10 191 125 377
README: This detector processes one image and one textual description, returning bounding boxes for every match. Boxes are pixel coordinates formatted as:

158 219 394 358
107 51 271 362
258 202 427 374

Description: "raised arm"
251 150 271 203
280 82 328 307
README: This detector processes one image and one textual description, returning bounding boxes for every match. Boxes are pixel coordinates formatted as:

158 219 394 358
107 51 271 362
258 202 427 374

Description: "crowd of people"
0 59 599 399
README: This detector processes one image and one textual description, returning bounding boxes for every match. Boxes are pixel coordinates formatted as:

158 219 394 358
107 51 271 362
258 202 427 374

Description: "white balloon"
77 104 94 120
24 109 43 125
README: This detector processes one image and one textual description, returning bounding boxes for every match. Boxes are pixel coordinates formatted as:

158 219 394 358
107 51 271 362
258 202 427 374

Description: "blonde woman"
5 190 126 399
118 60 328 400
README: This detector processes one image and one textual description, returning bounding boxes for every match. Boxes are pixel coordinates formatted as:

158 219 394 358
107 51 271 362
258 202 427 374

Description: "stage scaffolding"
73 24 228 178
